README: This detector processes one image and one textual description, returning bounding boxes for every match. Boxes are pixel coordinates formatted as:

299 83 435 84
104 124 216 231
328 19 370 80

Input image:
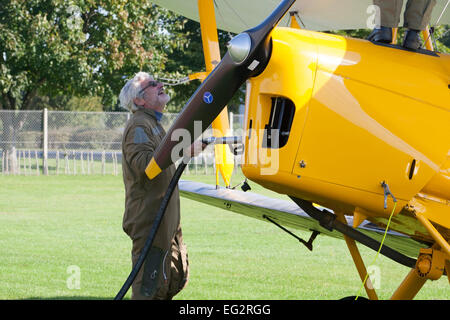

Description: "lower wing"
179 180 429 258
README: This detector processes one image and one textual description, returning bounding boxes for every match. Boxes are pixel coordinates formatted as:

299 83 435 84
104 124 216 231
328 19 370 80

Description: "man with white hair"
119 72 199 300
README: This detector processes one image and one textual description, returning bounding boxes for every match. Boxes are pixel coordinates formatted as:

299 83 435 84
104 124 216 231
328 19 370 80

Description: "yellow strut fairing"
198 0 234 187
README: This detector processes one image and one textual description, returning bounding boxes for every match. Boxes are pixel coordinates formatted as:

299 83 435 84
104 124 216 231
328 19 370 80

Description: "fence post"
101 150 105 175
73 150 77 175
5 150 9 174
229 111 234 136
81 151 85 175
113 152 117 176
35 151 39 175
56 150 60 175
42 108 48 175
194 156 198 175
64 152 69 174
18 150 21 175
203 153 207 175
27 150 31 175
22 150 27 175
90 151 94 174
87 151 91 174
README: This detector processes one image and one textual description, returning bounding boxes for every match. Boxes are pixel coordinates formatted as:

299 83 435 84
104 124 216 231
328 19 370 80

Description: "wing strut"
263 215 320 251
289 197 417 269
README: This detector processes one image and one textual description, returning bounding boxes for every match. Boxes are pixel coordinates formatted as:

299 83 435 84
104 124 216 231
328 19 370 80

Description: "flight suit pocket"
167 236 189 297
140 246 168 298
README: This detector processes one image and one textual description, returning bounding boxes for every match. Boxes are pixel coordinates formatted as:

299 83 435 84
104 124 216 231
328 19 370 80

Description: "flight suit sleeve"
123 125 156 177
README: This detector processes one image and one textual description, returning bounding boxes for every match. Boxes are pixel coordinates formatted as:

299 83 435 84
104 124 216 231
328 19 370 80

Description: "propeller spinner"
145 0 296 179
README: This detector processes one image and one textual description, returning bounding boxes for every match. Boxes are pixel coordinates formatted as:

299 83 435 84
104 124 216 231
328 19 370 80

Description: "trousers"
131 226 189 300
374 0 436 30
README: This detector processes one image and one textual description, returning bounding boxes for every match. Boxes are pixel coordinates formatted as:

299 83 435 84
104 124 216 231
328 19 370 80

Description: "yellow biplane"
117 0 450 300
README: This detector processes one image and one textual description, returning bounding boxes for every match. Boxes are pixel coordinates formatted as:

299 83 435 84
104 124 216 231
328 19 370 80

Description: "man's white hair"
119 72 152 113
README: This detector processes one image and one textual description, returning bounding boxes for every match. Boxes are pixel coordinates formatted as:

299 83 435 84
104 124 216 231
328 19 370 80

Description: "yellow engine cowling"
241 27 450 228
421 155 450 200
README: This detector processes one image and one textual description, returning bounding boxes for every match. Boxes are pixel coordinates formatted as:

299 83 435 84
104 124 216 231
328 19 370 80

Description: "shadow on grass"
22 297 124 300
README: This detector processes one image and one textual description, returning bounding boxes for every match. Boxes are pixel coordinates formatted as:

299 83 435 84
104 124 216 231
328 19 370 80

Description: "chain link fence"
0 109 244 176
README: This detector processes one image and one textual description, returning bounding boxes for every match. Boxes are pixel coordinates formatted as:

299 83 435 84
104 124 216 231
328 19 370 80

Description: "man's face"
135 77 170 112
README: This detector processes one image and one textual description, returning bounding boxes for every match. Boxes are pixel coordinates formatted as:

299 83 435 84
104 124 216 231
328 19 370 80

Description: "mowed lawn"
0 173 447 300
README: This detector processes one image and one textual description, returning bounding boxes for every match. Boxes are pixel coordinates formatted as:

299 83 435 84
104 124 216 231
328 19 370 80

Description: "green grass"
0 173 447 300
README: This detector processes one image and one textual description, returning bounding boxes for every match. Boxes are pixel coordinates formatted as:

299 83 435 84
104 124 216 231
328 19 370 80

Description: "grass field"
0 173 448 300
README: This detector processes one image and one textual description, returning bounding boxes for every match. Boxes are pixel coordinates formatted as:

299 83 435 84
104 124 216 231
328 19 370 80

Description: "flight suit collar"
135 108 163 122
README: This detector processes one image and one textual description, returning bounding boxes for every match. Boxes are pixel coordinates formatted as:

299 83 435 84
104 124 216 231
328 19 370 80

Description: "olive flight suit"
121 108 189 300
374 0 437 30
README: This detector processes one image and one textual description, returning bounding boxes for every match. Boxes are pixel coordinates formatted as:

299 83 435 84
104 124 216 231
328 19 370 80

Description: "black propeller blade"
146 0 296 179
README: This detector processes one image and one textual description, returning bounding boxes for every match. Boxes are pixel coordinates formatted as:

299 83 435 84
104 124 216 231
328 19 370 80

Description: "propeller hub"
227 33 252 64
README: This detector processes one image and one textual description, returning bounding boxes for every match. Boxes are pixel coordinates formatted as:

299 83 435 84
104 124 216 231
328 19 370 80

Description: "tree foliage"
162 19 244 113
0 0 186 111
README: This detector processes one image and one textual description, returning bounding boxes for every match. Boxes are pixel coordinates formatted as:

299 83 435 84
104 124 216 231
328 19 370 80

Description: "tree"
0 0 186 171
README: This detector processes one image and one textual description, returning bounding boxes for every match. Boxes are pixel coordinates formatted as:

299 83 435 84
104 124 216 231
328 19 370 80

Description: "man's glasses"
139 80 159 95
